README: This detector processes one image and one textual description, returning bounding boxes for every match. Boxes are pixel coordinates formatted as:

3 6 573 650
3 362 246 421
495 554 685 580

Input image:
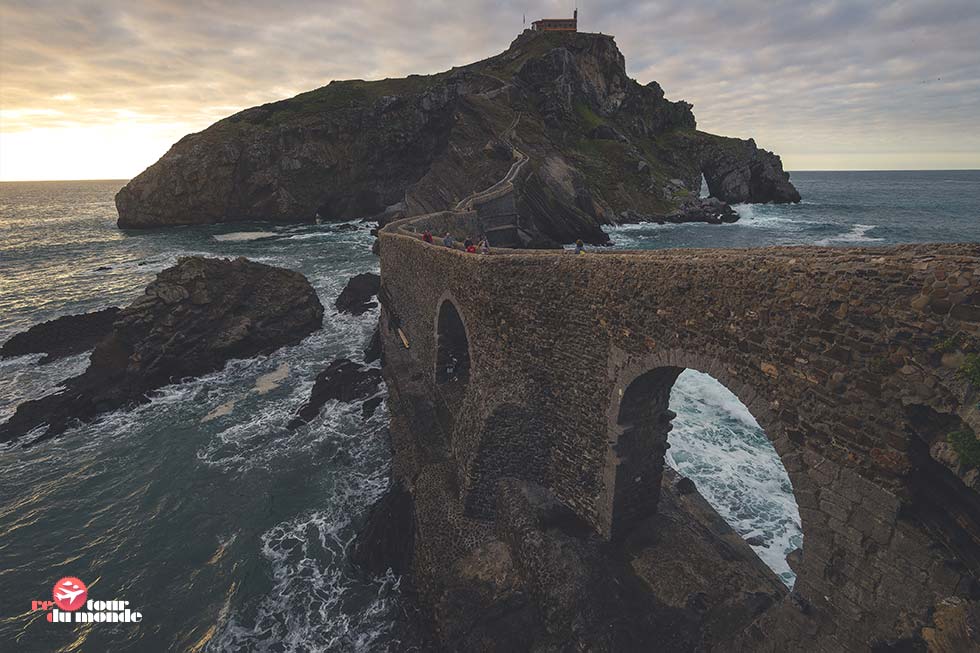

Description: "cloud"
1 0 978 178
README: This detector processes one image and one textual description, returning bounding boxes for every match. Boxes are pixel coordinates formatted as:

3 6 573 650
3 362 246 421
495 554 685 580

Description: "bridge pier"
608 365 682 540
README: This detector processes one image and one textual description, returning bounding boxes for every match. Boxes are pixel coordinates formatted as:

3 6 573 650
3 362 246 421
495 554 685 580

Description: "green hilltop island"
116 25 800 246
115 20 980 653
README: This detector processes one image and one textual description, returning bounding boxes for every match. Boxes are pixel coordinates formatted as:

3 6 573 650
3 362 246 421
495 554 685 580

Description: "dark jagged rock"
287 358 382 428
115 30 798 243
675 476 697 495
699 136 801 204
363 326 381 364
335 273 380 315
664 196 740 225
1 307 120 364
0 257 323 444
361 396 383 419
351 481 415 576
388 474 787 651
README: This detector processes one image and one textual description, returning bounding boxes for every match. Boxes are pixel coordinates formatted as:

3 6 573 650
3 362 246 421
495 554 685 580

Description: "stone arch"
602 349 808 551
434 294 472 385
463 403 552 519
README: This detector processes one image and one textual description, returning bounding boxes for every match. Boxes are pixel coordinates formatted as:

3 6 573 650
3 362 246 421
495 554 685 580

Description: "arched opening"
434 299 471 393
668 370 803 586
610 366 802 587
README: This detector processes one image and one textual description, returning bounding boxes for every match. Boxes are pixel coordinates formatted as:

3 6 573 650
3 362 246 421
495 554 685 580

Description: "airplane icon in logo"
55 580 85 607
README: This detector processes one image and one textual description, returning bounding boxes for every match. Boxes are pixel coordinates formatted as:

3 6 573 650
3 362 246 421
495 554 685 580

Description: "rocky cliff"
116 31 799 244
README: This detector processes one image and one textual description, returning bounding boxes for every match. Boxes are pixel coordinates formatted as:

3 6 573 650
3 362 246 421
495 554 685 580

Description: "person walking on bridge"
464 237 476 253
480 238 490 255
575 239 585 255
422 230 433 244
443 232 454 248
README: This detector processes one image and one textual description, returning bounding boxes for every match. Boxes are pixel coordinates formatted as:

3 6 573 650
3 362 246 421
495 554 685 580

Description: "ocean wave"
208 416 396 652
731 203 821 227
667 370 802 586
814 224 883 245
212 231 279 242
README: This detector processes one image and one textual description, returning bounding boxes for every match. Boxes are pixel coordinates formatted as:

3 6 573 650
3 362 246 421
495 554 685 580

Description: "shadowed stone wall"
378 225 980 650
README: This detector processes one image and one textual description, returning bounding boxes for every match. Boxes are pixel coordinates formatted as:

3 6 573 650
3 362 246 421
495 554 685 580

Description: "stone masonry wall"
379 227 980 650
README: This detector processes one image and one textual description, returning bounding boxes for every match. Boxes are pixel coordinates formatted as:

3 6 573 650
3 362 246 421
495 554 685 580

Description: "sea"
0 170 977 651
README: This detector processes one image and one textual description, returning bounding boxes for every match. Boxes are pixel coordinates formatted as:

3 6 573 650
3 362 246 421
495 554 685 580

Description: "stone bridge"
377 186 980 648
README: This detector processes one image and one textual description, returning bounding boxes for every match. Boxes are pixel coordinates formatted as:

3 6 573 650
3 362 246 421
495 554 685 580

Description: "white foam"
213 231 277 242
814 224 883 245
732 203 819 228
667 370 802 586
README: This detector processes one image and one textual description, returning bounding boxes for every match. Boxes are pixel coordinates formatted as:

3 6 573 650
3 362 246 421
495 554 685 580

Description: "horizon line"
2 169 979 184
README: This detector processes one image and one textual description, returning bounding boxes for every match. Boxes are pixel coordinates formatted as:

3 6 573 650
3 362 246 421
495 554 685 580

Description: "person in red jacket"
422 230 433 243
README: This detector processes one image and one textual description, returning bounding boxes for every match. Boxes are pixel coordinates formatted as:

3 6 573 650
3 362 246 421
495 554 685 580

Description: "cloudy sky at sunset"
1 0 978 181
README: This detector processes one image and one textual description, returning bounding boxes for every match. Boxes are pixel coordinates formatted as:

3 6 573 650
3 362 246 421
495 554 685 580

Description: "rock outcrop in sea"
0 257 323 444
1 307 120 364
335 272 381 315
115 30 799 245
287 358 382 428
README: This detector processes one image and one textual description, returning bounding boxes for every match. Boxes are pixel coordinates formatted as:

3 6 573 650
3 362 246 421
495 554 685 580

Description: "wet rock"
675 476 697 495
335 273 380 315
361 396 383 419
287 358 382 428
1 307 120 364
786 547 803 574
664 197 739 225
0 257 323 444
363 326 381 364
351 481 415 576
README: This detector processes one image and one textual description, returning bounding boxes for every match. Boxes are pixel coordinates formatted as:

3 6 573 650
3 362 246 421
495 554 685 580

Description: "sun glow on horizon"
3 119 979 182
1 1 978 181
0 123 202 182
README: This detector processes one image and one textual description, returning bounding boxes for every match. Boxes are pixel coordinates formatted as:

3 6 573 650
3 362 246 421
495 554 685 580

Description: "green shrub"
575 102 604 129
948 430 980 468
936 333 963 353
960 353 980 386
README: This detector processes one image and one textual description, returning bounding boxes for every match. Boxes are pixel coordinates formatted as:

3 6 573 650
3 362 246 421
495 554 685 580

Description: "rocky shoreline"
0 256 323 444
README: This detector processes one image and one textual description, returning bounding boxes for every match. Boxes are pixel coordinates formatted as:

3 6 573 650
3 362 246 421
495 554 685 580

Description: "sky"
1 0 978 181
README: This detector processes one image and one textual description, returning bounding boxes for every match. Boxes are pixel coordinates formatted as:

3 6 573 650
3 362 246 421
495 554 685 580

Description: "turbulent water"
609 170 980 249
1 171 978 650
